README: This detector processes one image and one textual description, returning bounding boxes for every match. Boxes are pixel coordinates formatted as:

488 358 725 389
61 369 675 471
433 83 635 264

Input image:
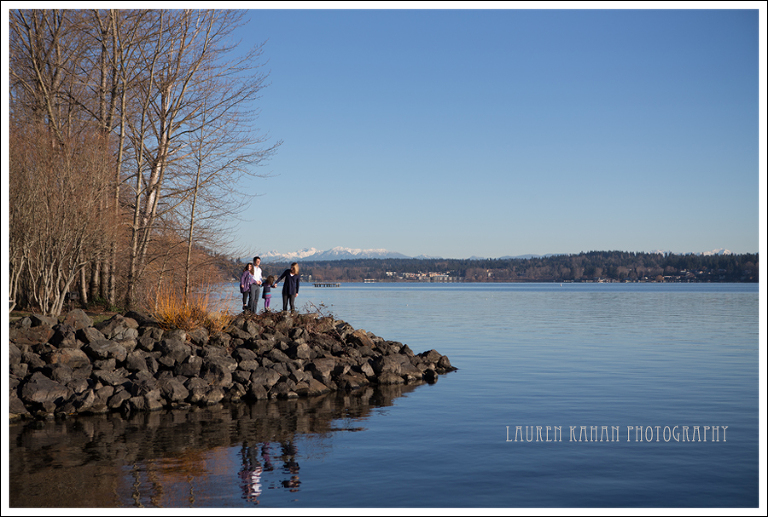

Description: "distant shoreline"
248 251 758 284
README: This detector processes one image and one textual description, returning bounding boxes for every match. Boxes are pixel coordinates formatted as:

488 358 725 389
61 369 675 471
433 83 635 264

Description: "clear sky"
1 4 763 260
223 4 763 259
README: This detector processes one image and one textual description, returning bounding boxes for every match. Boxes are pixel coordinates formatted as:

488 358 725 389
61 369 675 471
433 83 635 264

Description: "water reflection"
9 383 424 508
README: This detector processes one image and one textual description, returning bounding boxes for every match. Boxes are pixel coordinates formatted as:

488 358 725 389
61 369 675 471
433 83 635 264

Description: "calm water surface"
9 283 760 508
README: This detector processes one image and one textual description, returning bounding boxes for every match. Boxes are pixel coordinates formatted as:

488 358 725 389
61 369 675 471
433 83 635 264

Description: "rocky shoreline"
8 309 456 421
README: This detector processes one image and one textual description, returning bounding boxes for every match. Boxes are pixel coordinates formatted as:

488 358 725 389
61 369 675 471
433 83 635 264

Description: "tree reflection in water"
9 383 425 507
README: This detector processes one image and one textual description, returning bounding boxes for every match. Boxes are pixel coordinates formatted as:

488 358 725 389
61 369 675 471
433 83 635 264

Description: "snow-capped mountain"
698 248 733 256
259 248 320 262
650 249 733 256
257 247 409 262
246 247 737 263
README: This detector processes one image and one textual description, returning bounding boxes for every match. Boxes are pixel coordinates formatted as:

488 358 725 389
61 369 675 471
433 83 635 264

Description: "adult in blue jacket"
276 262 300 313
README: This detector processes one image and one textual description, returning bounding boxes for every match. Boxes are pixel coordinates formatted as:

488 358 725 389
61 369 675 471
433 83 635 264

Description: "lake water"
7 283 761 508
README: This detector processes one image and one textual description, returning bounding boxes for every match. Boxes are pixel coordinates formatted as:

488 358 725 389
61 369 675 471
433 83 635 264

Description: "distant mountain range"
650 248 733 256
255 247 409 262
246 247 736 263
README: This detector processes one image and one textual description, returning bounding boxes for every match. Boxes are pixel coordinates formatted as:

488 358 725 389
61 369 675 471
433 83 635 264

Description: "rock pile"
8 309 456 421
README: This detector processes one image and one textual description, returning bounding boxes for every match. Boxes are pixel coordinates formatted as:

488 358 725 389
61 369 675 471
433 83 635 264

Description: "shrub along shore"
8 309 456 421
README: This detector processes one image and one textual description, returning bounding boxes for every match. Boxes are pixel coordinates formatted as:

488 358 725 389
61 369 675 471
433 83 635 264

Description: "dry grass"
149 284 233 334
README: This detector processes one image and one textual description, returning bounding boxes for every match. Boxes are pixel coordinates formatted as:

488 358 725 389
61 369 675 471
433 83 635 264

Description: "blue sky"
1 4 762 261
226 6 762 259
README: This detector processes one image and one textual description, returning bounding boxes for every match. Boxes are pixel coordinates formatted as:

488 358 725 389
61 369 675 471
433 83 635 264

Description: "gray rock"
184 377 209 404
202 387 225 405
187 327 209 346
201 345 227 358
77 326 106 345
93 358 117 371
175 355 203 377
371 355 402 376
137 335 156 352
377 372 405 385
10 325 55 347
73 389 97 413
159 378 189 403
232 369 252 385
270 381 298 399
30 314 57 327
95 385 115 403
140 326 164 340
126 396 145 412
287 342 312 360
95 314 136 339
113 338 137 354
357 361 376 379
209 331 231 348
238 359 260 372
144 354 159 374
420 349 443 364
49 323 79 348
62 309 92 330
83 340 128 363
233 348 258 363
226 382 247 402
10 363 28 378
157 339 192 365
9 393 30 419
244 320 261 337
124 310 153 326
21 349 46 370
143 389 164 411
67 378 91 395
20 372 72 406
306 378 331 396
125 350 149 372
202 357 233 387
92 369 129 387
347 329 375 349
9 343 22 366
250 367 281 389
41 364 74 384
247 383 268 400
338 372 369 391
42 348 91 370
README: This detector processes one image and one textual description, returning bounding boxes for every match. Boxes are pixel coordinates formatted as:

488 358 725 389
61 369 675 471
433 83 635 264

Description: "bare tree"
122 9 279 308
9 8 280 314
9 120 116 316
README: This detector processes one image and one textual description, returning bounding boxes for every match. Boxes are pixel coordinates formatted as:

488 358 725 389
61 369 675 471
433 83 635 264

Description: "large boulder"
156 339 193 367
159 378 190 403
42 348 91 370
20 372 72 407
82 340 128 363
10 325 55 347
49 323 79 349
249 367 281 390
371 355 402 376
201 357 234 387
95 314 139 340
30 314 57 327
62 309 93 330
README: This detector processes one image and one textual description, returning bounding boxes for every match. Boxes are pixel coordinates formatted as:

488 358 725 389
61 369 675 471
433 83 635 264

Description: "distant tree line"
231 252 759 283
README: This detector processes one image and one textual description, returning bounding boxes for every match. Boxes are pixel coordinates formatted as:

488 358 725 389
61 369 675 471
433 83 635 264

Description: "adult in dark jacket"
276 262 300 313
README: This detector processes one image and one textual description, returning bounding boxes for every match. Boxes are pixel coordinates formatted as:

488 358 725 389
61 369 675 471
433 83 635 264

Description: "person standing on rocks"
251 256 264 313
240 263 256 311
262 275 276 311
276 262 300 313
